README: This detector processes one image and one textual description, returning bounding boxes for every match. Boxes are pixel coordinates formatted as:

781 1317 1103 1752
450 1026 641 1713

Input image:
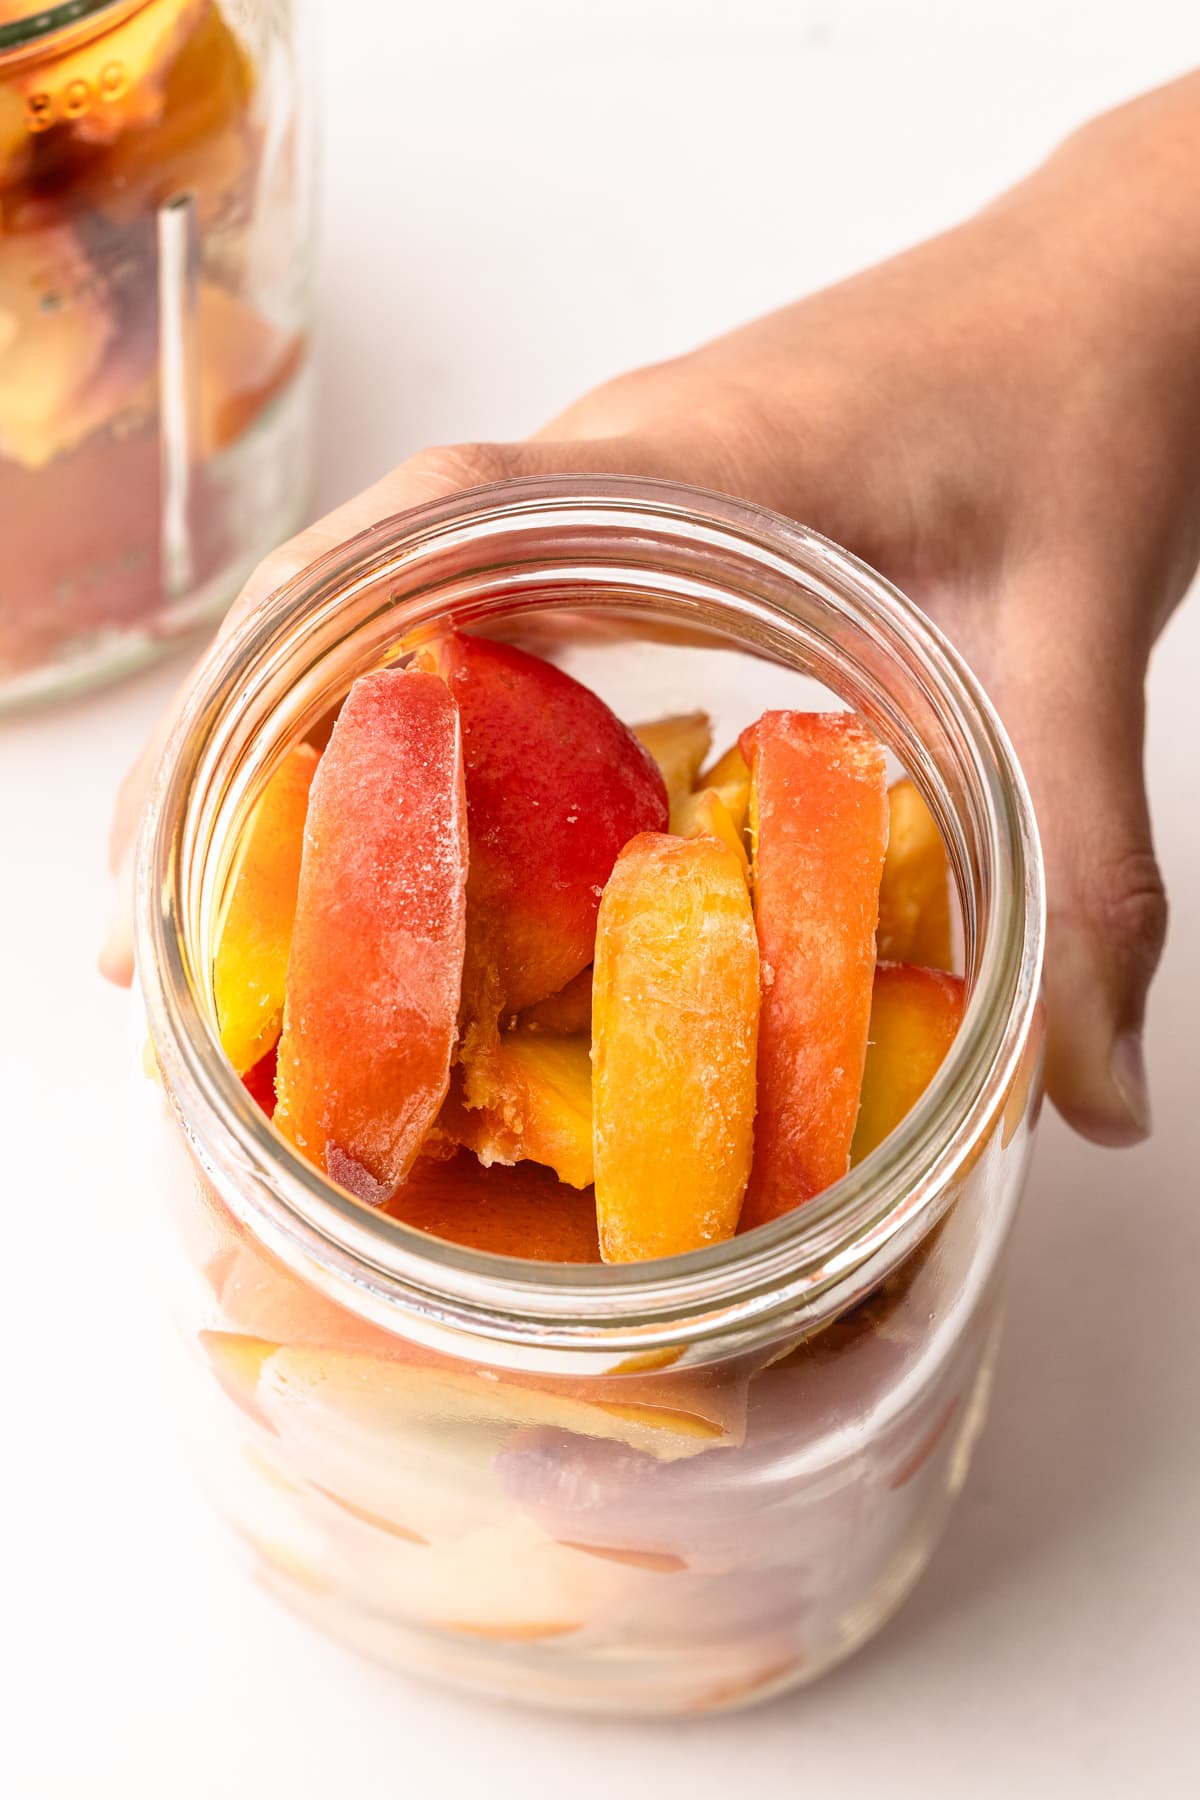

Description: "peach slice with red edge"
877 778 954 970
517 965 593 1035
214 742 319 1075
205 1227 746 1459
274 669 468 1202
738 712 889 1230
413 631 668 1053
389 1149 599 1261
593 833 759 1262
436 1034 595 1191
851 963 966 1165
672 786 749 875
633 712 713 820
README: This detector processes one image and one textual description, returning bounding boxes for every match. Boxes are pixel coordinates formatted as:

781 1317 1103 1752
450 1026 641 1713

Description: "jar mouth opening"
136 476 1044 1360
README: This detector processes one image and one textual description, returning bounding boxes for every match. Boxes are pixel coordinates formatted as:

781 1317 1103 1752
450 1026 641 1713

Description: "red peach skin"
274 670 468 1201
738 712 889 1229
416 633 668 1037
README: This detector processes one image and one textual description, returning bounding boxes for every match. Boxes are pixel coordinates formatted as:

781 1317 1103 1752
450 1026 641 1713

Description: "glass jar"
134 478 1045 1715
0 0 314 706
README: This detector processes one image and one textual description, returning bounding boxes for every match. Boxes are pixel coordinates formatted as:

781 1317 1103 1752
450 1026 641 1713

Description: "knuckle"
404 441 521 495
1084 847 1168 969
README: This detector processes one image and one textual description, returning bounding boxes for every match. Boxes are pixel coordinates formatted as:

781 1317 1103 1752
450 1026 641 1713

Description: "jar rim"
136 475 1045 1366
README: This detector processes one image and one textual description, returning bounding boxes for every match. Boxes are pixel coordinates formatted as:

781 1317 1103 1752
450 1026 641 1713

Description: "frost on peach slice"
877 778 953 970
672 787 749 875
633 712 713 820
739 712 889 1231
213 743 319 1075
517 965 593 1036
436 1032 594 1191
274 669 468 1203
851 964 965 1165
593 833 759 1262
414 632 668 1042
207 1230 746 1460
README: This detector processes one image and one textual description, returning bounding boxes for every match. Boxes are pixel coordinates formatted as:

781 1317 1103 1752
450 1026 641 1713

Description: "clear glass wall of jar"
0 0 314 706
134 479 1045 1715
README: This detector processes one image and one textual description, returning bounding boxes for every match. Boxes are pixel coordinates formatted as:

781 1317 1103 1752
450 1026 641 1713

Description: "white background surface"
3 2 1199 1794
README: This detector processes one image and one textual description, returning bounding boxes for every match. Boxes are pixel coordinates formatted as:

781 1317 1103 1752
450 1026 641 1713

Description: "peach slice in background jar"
0 0 314 705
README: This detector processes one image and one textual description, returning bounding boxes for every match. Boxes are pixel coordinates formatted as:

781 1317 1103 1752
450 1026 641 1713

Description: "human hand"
104 74 1200 1147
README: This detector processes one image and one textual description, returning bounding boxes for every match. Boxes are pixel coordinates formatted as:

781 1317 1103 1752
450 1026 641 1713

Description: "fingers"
990 583 1166 1145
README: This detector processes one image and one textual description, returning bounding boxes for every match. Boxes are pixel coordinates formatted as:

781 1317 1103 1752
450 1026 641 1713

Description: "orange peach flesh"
593 832 759 1261
738 712 889 1230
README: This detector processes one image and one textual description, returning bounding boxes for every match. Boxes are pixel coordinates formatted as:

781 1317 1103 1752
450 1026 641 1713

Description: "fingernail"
98 908 134 985
1110 1031 1152 1139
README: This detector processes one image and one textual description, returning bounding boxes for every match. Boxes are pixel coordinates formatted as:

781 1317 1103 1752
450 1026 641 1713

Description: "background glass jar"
135 478 1045 1715
0 0 314 706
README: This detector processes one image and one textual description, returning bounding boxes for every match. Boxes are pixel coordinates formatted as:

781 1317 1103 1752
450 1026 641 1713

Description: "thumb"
995 600 1166 1146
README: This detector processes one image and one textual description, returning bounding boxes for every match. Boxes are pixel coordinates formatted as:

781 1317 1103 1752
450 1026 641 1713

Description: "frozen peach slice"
415 632 668 1026
0 220 116 469
851 964 966 1165
390 1150 600 1260
672 786 750 875
210 1321 740 1464
593 833 759 1262
738 712 889 1230
213 743 319 1075
208 1233 744 1457
437 1033 595 1191
328 1515 635 1641
701 743 751 823
274 670 468 1202
877 778 953 970
518 965 593 1036
633 712 713 821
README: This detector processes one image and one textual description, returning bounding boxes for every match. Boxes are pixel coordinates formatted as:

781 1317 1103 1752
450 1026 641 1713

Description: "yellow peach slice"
877 778 953 970
442 1030 594 1189
672 786 750 876
634 712 713 820
851 964 965 1165
213 743 320 1075
593 833 759 1261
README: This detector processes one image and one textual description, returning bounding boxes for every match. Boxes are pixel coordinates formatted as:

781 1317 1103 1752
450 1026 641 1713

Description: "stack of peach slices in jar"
213 632 964 1262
